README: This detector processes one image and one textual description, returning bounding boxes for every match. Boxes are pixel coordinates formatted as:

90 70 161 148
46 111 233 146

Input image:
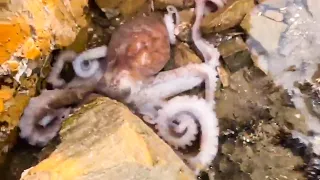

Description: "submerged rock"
243 0 320 134
216 122 305 180
214 66 308 179
218 36 253 73
20 97 195 180
242 2 320 179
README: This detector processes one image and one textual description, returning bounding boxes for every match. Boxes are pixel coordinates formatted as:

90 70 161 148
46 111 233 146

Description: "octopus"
18 0 227 175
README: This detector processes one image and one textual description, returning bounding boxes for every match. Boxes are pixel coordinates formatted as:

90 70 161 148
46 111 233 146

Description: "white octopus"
18 0 227 175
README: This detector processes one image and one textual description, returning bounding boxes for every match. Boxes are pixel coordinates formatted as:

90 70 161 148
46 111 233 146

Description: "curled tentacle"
19 88 92 146
20 107 72 146
47 50 77 88
163 5 180 44
154 95 219 174
72 45 107 78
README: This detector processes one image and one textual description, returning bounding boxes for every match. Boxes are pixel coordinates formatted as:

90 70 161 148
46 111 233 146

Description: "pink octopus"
19 0 227 175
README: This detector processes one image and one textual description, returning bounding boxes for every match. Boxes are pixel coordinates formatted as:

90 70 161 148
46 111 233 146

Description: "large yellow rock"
20 97 195 180
0 0 88 63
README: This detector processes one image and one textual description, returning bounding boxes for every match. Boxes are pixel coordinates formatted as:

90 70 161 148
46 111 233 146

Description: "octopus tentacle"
191 0 223 106
154 95 219 174
150 1 224 174
163 5 180 44
135 63 218 105
47 50 77 88
19 88 92 146
192 0 222 67
66 69 104 90
72 45 107 78
20 106 72 146
136 62 219 126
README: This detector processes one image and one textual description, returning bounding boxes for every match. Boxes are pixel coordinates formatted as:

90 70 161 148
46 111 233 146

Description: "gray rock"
244 0 320 143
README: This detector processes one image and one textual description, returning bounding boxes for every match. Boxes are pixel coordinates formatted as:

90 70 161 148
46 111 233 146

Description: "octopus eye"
73 57 100 78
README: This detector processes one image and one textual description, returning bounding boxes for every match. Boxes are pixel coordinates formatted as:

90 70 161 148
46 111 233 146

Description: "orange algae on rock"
0 0 89 64
0 17 31 64
0 99 4 112
0 88 14 101
0 0 89 169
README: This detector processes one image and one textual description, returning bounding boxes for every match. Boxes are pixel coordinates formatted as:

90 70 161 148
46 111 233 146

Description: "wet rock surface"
19 97 195 180
201 0 256 33
2 0 320 179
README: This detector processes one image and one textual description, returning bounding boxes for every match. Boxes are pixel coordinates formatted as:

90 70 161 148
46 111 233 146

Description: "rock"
307 0 320 20
217 130 305 180
153 0 194 10
175 9 194 43
164 42 202 71
169 42 202 70
95 0 147 19
66 17 111 53
0 0 88 168
0 0 88 63
201 0 255 33
241 11 287 53
0 125 18 167
217 66 230 87
65 26 89 53
241 4 288 74
218 36 253 73
0 76 37 168
243 0 320 135
214 67 307 180
20 97 195 180
204 29 245 47
215 68 272 129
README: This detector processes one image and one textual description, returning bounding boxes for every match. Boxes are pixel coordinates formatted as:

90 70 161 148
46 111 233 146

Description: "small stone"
175 9 194 43
153 0 194 9
218 36 253 73
173 42 202 67
217 66 230 87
